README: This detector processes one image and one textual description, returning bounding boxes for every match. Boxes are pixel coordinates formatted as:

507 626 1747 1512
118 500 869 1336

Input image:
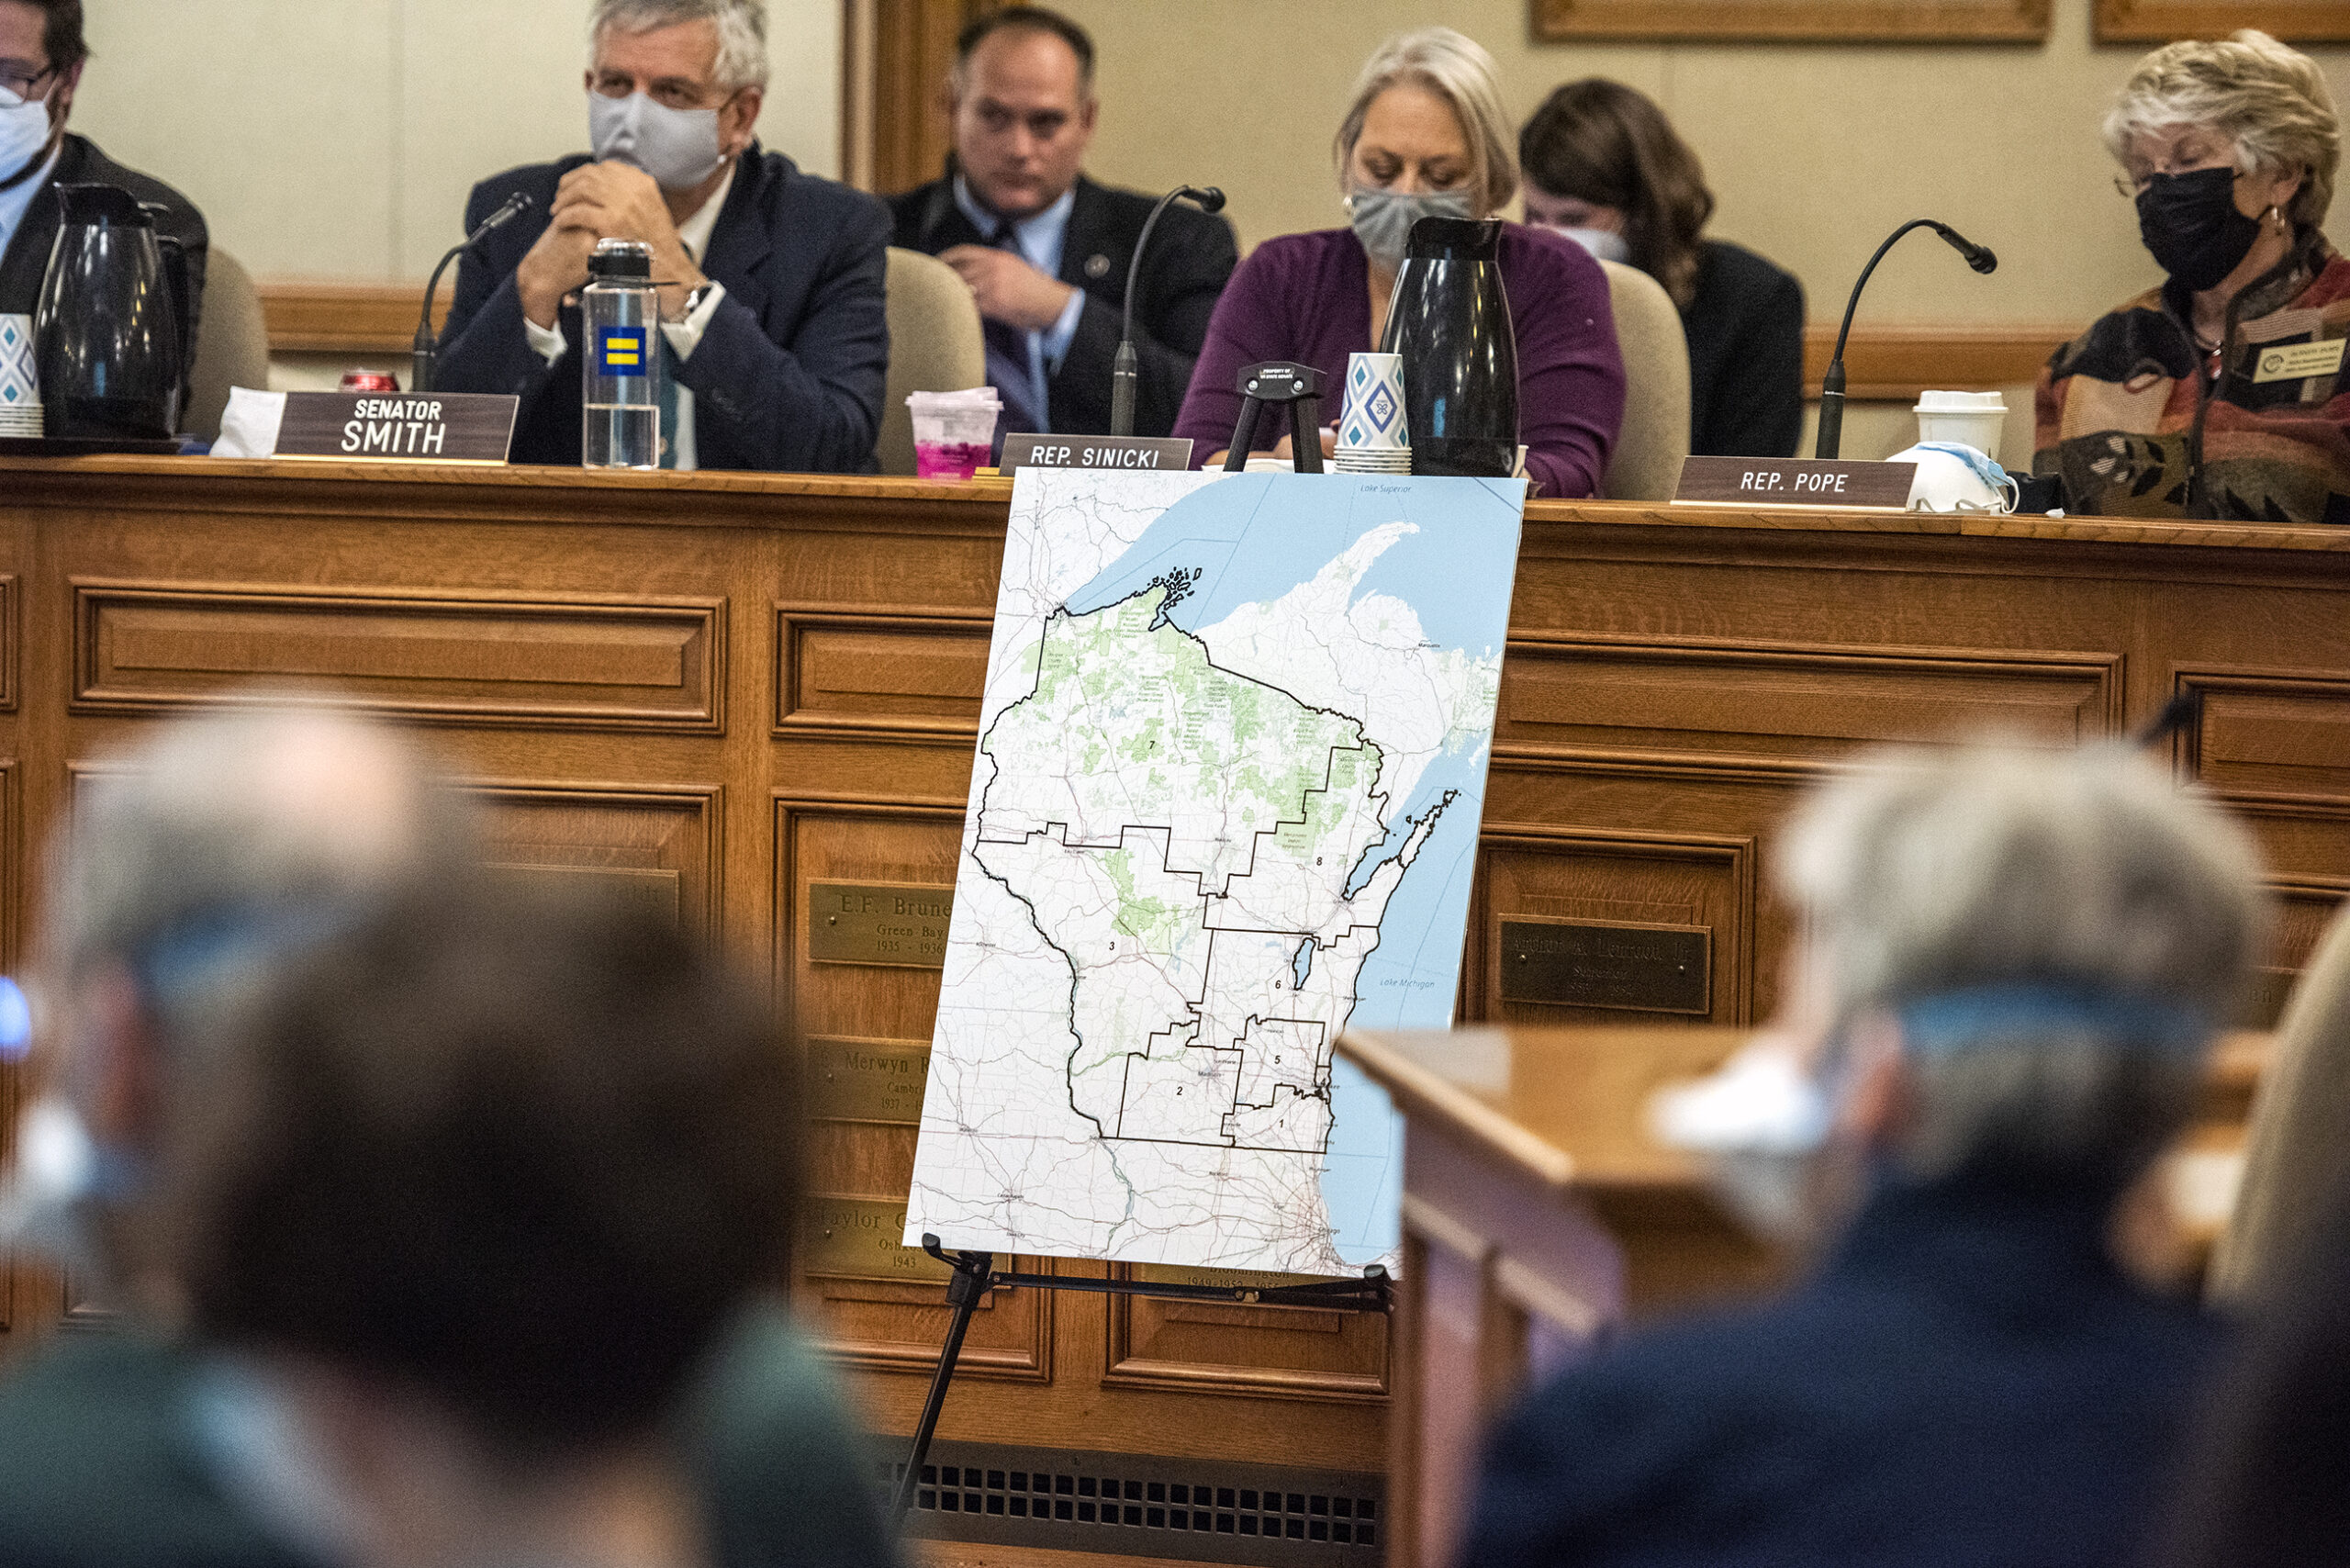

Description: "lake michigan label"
805 1036 931 1125
807 880 954 968
802 1196 952 1282
1498 916 1711 1014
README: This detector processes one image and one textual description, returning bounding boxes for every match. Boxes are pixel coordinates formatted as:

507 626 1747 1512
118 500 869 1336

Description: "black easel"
890 1233 1392 1522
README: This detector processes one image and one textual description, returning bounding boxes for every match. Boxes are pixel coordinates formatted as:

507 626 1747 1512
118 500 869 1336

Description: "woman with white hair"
1171 28 1625 498
2035 30 2346 525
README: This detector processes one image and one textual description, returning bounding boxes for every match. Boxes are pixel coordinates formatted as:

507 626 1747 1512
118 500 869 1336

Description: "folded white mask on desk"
1890 441 2017 514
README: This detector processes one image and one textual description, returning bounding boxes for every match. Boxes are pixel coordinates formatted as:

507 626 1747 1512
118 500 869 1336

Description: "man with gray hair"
0 704 900 1568
1467 741 2267 1568
434 0 890 472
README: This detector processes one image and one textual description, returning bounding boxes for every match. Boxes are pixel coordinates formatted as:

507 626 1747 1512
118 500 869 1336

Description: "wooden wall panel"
776 799 1049 1381
775 605 990 742
474 785 722 941
1104 1266 1389 1403
73 582 723 733
1497 637 2121 762
2179 668 2350 801
1466 829 1758 1027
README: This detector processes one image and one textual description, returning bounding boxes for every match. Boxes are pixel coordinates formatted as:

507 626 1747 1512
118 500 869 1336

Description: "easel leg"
891 1238 996 1525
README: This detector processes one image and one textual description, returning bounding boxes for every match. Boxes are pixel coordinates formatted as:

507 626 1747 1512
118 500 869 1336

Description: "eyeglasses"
2111 161 2241 199
0 62 58 106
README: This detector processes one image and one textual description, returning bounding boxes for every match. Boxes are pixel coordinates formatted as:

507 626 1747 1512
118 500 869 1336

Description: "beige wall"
65 0 842 280
1056 0 2350 327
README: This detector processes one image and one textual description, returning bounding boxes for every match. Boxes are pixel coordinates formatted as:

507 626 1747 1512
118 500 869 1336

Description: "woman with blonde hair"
2035 30 2346 525
1173 27 1625 498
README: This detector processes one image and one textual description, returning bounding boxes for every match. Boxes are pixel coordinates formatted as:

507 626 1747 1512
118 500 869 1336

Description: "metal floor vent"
890 1438 1384 1568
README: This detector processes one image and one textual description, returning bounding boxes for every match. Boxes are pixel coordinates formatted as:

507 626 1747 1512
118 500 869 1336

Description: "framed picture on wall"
1532 0 2049 42
2095 1 2350 41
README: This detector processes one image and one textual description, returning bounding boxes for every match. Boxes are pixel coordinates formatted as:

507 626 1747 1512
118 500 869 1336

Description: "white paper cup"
1914 389 2006 456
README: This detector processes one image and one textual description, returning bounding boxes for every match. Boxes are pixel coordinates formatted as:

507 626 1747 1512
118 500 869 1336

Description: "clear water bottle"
581 239 662 469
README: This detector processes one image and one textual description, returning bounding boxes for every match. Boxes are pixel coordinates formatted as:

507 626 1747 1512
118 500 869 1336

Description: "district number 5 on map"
906 469 1525 1276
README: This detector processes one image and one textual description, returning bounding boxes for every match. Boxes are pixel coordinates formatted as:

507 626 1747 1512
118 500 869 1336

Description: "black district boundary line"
889 1235 1393 1524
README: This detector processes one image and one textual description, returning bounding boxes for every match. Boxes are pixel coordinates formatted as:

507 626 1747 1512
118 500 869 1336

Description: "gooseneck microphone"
1110 185 1225 437
410 192 534 394
1814 218 1998 460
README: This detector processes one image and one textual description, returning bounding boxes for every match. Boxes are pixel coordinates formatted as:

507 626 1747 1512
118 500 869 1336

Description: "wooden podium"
1336 1025 1782 1568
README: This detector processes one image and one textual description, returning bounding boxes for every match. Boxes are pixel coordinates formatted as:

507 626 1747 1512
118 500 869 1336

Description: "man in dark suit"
1468 742 2262 1568
434 0 887 472
890 6 1236 440
0 0 207 357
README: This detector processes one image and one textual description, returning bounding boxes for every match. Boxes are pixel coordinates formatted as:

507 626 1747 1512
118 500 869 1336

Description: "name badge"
274 391 519 463
2252 337 2347 384
1001 433 1194 472
1673 455 1918 510
596 327 651 377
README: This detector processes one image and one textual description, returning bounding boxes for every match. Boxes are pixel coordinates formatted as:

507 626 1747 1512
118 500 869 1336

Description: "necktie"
980 224 1047 435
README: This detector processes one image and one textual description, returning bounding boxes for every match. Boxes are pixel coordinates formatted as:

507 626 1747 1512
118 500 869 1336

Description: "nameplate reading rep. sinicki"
1000 433 1193 472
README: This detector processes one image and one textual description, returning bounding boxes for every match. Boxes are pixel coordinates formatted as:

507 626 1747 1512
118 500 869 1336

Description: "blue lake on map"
1063 473 1525 655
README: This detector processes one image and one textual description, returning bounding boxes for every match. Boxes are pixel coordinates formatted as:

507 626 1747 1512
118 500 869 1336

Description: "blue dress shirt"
953 176 1086 433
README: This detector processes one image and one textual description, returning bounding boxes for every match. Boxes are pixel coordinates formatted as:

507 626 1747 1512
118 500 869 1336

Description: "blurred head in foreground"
1793 740 2265 1202
1666 740 2268 1238
6 702 475 1300
173 881 798 1568
1471 743 2273 1568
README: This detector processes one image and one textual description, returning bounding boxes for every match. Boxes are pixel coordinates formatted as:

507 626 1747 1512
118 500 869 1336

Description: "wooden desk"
3 458 2345 1562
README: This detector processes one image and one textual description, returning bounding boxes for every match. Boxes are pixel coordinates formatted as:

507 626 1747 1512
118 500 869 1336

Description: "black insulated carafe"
34 184 191 441
1378 216 1517 478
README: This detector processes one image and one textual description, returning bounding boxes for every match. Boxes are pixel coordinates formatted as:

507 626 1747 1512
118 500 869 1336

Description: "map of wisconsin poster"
906 469 1524 1275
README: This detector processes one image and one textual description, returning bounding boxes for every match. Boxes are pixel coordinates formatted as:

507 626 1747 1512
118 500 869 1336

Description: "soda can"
340 371 400 393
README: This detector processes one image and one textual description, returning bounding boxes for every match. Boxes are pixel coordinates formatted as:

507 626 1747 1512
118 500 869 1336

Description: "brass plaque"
806 1036 931 1125
1498 917 1710 1014
801 1195 951 1282
806 880 954 968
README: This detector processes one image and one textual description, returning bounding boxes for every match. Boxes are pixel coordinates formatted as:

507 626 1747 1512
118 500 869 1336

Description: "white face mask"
1541 223 1629 264
589 89 728 191
0 1096 113 1279
0 85 58 188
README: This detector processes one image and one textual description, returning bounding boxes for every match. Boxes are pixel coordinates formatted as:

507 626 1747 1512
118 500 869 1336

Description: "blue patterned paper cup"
1339 351 1408 452
0 315 39 432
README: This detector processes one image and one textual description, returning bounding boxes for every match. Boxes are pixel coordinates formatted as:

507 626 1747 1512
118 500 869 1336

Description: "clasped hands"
938 243 1079 333
516 161 708 330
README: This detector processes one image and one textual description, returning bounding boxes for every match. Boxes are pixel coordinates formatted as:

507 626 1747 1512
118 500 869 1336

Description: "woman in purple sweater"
1174 27 1626 499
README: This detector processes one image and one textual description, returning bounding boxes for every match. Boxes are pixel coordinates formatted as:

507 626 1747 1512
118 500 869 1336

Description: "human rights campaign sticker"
597 327 650 377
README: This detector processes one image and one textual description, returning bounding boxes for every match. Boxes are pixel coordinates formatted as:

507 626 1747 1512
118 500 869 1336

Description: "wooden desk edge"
7 459 2349 553
1339 1027 1584 1195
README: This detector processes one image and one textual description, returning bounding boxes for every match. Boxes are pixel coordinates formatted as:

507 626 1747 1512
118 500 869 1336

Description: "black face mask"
2136 165 2264 293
